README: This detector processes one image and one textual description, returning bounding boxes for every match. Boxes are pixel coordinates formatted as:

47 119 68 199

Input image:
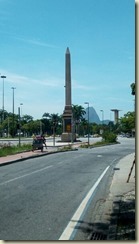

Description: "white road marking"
0 165 53 186
97 155 102 157
1 154 86 186
57 161 65 165
59 165 110 240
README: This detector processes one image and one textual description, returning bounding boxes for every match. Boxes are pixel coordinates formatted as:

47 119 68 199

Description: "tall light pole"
52 121 57 147
20 103 23 118
18 107 21 146
84 102 89 146
100 110 104 125
1 75 6 122
11 87 16 137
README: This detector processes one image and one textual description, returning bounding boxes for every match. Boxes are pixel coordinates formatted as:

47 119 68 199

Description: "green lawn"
0 143 32 157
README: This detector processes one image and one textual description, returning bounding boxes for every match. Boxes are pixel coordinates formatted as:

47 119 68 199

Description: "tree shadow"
73 219 108 240
72 195 135 240
113 196 135 240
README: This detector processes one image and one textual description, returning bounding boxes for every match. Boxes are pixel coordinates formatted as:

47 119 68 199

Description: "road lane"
59 165 110 240
0 165 54 186
0 138 135 240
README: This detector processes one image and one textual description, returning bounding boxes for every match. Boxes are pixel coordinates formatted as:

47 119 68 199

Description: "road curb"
0 148 78 167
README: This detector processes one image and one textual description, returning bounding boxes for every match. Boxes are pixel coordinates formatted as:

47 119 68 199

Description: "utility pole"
100 110 104 125
18 107 21 146
11 87 16 137
1 75 6 128
84 102 90 146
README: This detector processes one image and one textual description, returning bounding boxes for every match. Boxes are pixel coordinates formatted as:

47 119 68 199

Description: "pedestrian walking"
41 134 47 149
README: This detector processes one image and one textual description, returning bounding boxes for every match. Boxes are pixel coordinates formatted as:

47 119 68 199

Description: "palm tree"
41 113 51 135
79 118 88 136
42 112 51 119
72 105 86 134
50 113 61 134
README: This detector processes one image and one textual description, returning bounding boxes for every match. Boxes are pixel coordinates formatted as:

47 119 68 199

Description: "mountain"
103 120 112 125
83 107 101 124
83 107 112 124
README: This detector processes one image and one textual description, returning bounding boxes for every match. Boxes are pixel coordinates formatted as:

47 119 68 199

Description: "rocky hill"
83 107 111 125
83 107 101 124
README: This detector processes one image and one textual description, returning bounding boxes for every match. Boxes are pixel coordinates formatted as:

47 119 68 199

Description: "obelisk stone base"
61 132 76 142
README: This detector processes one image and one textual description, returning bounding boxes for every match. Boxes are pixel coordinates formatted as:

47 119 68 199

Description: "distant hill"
83 107 101 124
83 107 111 125
103 120 112 125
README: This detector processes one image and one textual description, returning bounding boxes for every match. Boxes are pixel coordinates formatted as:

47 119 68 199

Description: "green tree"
1 116 12 137
22 114 33 123
22 120 45 136
91 123 101 135
79 118 88 136
0 109 9 123
119 112 135 135
42 112 50 119
42 112 62 135
50 113 62 135
72 105 86 134
130 82 135 95
42 112 51 135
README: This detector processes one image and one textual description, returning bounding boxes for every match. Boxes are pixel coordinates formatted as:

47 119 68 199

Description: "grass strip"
0 143 32 157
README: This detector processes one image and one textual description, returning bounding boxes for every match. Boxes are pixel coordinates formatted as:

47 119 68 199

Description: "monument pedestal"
61 105 76 142
61 132 76 142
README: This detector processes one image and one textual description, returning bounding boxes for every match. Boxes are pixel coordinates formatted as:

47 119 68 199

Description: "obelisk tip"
66 47 70 54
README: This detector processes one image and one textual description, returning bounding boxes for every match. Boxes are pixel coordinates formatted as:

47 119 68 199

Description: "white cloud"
1 69 64 88
14 36 58 49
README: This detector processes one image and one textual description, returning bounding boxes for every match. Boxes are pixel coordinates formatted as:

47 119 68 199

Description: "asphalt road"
0 137 135 240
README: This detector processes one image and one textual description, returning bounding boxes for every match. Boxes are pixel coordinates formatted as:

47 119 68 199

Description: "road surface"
0 137 135 240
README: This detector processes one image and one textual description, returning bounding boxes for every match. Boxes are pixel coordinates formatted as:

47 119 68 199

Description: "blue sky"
0 0 135 121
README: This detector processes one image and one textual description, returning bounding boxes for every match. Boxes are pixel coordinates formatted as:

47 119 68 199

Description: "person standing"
41 134 47 149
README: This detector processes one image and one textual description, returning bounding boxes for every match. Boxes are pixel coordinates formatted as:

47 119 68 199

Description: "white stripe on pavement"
0 165 53 186
59 165 110 240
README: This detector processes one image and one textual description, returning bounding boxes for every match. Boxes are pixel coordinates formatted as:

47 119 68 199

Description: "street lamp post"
53 124 55 147
11 87 16 137
18 107 21 146
1 75 6 122
20 103 23 118
52 121 57 146
84 102 89 146
100 110 104 135
100 110 104 125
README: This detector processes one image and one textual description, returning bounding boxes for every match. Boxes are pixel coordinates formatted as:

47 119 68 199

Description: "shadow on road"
73 195 135 240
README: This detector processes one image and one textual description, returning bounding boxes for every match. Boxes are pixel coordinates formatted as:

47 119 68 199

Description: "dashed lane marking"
0 165 54 186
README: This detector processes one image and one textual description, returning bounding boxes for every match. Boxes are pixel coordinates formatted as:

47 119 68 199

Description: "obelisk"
61 47 76 142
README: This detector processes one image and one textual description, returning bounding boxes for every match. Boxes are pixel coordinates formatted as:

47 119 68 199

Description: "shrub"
102 131 117 143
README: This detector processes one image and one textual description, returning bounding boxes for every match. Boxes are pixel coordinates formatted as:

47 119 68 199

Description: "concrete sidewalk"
108 153 135 240
0 148 55 166
0 141 82 166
